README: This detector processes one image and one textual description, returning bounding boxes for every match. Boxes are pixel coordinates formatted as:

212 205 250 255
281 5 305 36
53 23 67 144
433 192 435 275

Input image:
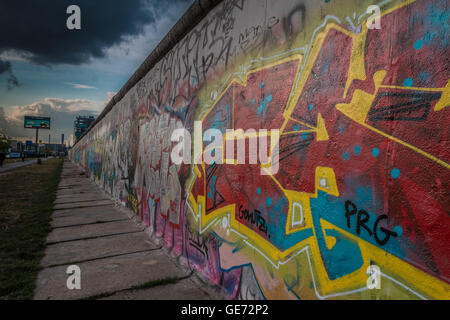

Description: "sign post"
24 116 51 155
35 128 38 154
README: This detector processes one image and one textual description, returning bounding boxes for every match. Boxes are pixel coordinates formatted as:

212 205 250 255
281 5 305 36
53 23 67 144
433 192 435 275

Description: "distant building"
8 139 23 153
74 116 95 140
44 143 65 153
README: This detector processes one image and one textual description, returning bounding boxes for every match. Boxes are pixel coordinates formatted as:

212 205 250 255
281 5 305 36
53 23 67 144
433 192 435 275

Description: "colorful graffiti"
70 0 449 299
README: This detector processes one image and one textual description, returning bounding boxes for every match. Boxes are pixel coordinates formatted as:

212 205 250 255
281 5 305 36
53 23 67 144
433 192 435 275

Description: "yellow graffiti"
187 0 450 299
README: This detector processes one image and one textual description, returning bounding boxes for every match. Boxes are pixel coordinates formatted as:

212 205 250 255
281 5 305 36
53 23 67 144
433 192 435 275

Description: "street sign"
24 116 51 129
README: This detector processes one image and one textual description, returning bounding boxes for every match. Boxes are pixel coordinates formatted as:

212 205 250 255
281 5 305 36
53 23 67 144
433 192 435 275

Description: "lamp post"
35 128 39 154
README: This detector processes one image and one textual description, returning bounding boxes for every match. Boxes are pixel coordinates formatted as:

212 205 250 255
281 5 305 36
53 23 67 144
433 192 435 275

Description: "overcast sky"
0 0 193 144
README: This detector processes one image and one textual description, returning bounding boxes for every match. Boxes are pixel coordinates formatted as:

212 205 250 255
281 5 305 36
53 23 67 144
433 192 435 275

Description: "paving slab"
60 173 84 177
57 184 94 190
58 179 92 185
101 278 218 300
47 220 143 243
51 215 128 228
54 195 110 204
59 176 85 179
56 192 105 199
51 207 127 228
40 231 158 267
58 181 92 190
53 199 113 210
57 184 98 190
51 205 118 217
56 188 101 196
59 177 90 182
59 176 84 180
60 170 83 174
34 250 189 300
58 175 89 180
57 184 92 189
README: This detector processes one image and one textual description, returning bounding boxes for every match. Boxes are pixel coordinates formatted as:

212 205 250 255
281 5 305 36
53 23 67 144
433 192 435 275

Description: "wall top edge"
73 0 223 146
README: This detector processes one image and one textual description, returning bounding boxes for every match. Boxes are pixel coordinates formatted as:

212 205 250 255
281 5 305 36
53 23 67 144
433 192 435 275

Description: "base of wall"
74 161 230 300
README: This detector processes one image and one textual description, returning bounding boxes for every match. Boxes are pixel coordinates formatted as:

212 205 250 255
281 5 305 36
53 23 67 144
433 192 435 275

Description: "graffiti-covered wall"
70 0 450 299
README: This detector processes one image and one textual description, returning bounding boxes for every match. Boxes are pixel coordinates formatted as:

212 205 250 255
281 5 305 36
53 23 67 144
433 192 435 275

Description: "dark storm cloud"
0 60 11 74
0 0 191 65
0 59 20 90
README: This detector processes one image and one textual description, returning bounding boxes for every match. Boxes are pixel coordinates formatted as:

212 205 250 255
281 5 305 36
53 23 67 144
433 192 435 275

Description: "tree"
0 134 10 153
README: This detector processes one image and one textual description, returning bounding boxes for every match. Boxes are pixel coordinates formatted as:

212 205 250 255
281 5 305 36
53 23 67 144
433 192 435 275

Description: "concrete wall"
70 0 450 299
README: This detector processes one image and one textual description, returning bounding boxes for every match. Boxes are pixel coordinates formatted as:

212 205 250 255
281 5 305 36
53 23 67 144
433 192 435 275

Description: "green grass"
0 158 63 299
4 157 41 164
4 158 23 164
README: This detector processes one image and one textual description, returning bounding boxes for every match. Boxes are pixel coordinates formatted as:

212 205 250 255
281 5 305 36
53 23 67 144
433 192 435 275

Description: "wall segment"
70 0 450 299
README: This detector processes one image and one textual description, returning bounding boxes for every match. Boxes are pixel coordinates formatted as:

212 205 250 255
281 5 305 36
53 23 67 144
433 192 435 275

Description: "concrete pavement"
34 159 224 300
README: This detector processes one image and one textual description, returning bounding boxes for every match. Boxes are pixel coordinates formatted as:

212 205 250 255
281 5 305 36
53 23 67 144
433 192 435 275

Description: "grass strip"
0 158 63 299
